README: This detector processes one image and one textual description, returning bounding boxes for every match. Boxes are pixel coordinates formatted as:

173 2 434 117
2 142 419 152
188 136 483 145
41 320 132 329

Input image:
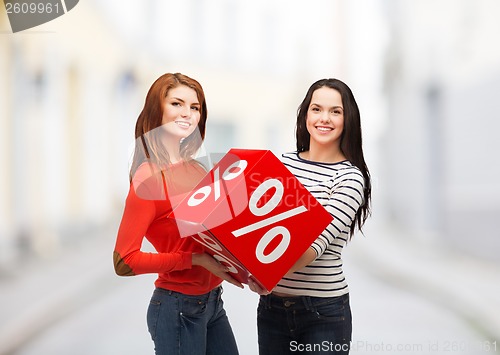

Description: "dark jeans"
257 293 352 354
147 286 239 355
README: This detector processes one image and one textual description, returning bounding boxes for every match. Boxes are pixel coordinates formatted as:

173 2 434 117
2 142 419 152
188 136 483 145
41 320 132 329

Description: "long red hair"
130 73 208 180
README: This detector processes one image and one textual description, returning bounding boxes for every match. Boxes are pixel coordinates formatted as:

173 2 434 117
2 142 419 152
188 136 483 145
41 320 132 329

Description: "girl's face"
306 87 344 149
161 85 201 140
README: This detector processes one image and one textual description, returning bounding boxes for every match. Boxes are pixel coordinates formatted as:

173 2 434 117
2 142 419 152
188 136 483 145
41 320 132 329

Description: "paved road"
1 224 498 355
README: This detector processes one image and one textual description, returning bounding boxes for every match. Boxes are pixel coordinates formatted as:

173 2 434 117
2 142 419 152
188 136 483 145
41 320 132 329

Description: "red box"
170 149 333 291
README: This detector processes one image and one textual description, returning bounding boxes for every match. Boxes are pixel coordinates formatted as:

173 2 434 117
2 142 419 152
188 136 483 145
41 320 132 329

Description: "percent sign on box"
170 149 333 291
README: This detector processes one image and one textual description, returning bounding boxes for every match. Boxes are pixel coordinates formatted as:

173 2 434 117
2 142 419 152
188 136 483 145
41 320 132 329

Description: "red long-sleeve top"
113 161 222 295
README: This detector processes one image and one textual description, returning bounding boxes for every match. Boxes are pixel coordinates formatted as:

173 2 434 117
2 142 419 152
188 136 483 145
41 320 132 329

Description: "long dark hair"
296 78 371 236
130 73 208 180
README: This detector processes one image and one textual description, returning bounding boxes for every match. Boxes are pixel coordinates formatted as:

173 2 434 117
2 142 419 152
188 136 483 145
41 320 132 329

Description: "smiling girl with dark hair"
250 78 371 355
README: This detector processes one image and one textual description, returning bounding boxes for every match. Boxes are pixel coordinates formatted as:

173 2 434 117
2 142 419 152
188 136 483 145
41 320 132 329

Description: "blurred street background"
1 0 499 354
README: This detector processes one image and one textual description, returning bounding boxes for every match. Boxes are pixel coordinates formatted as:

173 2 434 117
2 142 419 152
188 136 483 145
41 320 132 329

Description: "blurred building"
0 2 137 268
381 0 500 261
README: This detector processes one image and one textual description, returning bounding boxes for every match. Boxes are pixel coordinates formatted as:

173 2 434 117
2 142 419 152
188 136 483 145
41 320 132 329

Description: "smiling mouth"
316 126 333 132
175 121 191 128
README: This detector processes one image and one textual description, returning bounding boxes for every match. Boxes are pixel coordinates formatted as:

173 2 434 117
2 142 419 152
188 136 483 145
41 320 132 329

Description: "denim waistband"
154 285 223 301
260 292 349 311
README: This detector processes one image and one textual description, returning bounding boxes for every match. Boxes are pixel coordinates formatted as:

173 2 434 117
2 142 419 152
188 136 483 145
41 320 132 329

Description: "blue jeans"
147 286 239 355
257 293 352 354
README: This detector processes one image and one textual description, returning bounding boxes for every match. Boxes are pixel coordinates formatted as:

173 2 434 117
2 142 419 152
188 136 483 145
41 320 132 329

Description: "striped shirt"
273 152 366 297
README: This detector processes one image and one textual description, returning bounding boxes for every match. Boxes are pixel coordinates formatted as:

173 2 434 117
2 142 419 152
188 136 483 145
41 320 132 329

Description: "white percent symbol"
232 179 307 264
193 231 245 275
187 159 248 207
